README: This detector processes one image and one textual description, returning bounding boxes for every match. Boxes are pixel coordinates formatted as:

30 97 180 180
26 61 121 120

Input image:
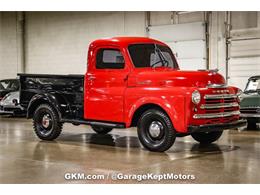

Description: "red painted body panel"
83 37 239 133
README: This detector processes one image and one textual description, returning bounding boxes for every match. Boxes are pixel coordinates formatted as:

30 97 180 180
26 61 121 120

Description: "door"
84 47 129 123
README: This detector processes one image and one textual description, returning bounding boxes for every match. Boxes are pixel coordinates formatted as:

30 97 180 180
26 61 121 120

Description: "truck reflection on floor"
51 132 238 154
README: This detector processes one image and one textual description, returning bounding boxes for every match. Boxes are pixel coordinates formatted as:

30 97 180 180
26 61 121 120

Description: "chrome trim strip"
193 111 240 119
204 94 237 99
207 83 227 88
240 106 260 109
240 113 260 118
200 102 239 109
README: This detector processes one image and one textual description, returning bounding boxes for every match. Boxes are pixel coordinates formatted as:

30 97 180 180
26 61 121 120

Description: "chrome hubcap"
149 121 163 138
42 114 51 128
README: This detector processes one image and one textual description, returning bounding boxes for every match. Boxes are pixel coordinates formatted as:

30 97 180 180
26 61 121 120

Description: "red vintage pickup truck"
19 37 246 152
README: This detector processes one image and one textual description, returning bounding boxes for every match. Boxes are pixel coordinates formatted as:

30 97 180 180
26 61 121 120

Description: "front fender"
126 96 187 133
27 93 63 119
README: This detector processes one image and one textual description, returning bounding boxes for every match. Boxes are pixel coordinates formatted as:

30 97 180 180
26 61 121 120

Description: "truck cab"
19 37 246 152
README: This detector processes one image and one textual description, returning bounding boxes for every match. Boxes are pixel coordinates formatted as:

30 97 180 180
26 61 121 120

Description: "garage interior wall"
228 12 260 89
0 11 259 89
26 12 146 74
0 12 20 79
148 12 207 70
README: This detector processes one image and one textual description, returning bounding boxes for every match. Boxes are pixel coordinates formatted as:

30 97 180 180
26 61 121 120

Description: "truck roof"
89 37 168 47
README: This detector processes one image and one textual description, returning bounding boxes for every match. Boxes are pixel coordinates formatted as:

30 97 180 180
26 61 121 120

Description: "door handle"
88 76 96 81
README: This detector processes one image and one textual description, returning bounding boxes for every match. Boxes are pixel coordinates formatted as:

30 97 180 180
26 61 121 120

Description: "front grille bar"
193 110 240 119
200 102 239 109
204 94 237 99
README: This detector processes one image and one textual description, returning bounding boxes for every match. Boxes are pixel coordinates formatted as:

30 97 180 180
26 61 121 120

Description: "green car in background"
240 76 260 130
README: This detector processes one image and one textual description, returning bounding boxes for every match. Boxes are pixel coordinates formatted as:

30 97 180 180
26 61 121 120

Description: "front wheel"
33 104 63 140
137 109 176 152
191 131 223 144
91 126 113 134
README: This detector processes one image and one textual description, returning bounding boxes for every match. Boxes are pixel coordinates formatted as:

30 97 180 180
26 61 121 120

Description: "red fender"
125 96 188 133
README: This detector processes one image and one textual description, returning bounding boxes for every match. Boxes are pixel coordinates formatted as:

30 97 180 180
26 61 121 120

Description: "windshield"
0 80 19 91
128 44 178 69
244 78 260 93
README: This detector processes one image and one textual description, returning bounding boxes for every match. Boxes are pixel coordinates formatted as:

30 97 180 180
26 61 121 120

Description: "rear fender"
27 93 63 119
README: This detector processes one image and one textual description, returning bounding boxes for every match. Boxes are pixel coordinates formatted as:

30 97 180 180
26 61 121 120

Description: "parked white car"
0 91 25 116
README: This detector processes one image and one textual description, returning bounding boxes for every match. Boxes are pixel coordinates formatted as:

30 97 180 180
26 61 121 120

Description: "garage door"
148 22 207 70
228 37 260 90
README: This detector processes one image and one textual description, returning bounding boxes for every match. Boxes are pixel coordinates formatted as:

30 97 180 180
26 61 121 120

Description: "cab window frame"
95 48 125 70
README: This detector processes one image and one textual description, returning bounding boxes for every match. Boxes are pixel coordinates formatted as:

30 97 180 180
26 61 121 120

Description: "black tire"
191 131 223 144
91 126 113 134
137 109 176 152
33 104 63 140
247 119 257 130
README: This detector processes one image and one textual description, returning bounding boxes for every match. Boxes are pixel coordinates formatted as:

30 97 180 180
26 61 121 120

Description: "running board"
61 119 125 128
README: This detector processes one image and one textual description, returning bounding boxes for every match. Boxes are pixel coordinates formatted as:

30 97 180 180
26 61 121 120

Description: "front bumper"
188 119 247 133
0 105 24 115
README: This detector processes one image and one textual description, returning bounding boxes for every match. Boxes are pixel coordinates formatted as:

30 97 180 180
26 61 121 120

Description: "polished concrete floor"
0 116 259 184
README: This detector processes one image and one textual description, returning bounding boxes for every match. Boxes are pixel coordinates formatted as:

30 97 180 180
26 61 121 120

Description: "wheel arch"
27 93 63 119
126 96 187 133
130 103 169 127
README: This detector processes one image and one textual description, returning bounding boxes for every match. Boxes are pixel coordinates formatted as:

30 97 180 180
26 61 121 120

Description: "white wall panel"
228 38 260 89
228 27 260 89
231 12 257 30
230 39 260 58
150 12 173 26
178 12 204 24
0 12 19 79
26 12 146 75
149 22 205 42
148 22 206 70
229 77 249 90
209 12 226 77
150 12 205 26
177 59 206 70
167 40 206 59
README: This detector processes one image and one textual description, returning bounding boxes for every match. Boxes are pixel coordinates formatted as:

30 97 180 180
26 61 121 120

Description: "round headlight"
192 90 201 104
236 89 243 96
236 89 243 102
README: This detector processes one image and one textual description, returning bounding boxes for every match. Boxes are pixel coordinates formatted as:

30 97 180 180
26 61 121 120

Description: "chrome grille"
193 111 240 119
240 107 259 114
201 102 239 109
204 94 237 99
193 93 239 119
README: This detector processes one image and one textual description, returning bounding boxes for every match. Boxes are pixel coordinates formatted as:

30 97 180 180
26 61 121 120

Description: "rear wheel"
91 126 113 134
137 109 176 152
191 131 223 144
33 104 63 140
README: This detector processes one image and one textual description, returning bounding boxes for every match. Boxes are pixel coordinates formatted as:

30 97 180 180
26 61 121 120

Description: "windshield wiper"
151 44 169 68
156 45 169 67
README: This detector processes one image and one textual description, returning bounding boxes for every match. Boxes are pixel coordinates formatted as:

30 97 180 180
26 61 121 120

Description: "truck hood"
240 93 260 107
132 68 226 88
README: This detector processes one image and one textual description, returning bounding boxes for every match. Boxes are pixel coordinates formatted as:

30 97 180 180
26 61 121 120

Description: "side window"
96 48 125 69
